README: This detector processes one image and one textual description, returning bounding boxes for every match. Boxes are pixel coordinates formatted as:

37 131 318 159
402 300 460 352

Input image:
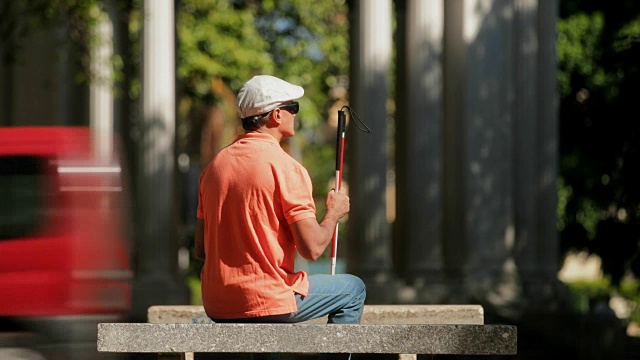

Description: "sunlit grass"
188 276 203 305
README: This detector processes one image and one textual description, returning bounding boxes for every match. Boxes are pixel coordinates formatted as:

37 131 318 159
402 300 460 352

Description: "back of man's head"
236 75 304 127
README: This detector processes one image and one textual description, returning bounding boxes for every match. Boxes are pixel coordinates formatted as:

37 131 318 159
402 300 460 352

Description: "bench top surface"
98 323 516 355
148 304 484 325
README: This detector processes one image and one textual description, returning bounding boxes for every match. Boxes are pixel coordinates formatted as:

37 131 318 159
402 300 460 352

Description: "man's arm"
195 218 205 260
291 188 349 261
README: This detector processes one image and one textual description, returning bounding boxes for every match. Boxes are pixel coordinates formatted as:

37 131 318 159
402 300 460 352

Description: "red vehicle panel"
0 127 132 358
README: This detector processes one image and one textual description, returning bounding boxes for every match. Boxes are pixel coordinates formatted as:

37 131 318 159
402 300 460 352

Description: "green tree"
558 0 640 285
254 0 350 129
177 0 274 103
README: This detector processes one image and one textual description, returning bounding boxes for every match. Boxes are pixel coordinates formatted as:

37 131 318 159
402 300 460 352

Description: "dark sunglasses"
278 101 299 115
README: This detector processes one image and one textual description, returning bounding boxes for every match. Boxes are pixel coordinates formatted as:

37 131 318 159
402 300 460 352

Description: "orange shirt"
197 132 315 319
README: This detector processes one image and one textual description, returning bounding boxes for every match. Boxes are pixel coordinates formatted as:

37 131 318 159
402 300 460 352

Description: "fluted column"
347 0 394 301
443 0 518 308
513 0 539 286
442 0 467 291
395 0 445 300
512 0 563 312
536 0 559 281
132 0 188 321
525 0 563 310
440 0 561 315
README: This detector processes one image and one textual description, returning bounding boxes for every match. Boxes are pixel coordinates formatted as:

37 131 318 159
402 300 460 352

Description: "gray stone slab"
147 305 484 325
359 305 483 325
97 323 516 355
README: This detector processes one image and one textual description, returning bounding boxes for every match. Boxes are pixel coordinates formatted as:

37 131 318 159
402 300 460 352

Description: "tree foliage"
176 0 274 104
175 0 349 124
254 0 350 128
558 0 640 285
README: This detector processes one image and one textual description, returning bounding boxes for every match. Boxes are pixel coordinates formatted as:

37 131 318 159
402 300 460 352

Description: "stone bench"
146 305 490 359
147 305 485 325
97 322 517 358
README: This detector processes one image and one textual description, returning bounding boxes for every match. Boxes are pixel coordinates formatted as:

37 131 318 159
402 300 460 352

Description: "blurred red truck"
0 127 132 359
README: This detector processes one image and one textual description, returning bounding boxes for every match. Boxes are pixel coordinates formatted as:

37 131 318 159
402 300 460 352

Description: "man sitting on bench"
195 75 367 360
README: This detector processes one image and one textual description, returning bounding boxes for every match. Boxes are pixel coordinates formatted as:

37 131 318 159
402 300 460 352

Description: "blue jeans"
212 274 366 360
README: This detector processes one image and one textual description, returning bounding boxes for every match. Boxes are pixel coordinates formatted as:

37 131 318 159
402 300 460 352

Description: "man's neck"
253 127 283 142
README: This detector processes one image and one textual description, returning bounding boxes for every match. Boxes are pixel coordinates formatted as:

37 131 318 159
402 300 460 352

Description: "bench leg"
399 355 417 360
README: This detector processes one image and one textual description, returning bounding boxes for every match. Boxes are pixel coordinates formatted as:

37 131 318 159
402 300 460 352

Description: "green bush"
564 277 640 324
565 278 612 313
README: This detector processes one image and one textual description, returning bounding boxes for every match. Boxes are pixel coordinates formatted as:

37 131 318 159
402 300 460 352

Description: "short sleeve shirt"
197 132 315 319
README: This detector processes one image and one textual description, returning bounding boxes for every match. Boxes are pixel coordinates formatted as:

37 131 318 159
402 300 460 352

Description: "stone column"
347 0 395 301
395 0 445 301
509 0 563 313
511 0 562 314
89 9 114 162
536 0 560 282
513 0 538 274
442 0 467 298
443 0 518 307
441 0 561 315
132 0 188 321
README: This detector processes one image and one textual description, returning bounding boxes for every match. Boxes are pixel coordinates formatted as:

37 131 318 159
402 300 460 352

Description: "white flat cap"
236 75 304 119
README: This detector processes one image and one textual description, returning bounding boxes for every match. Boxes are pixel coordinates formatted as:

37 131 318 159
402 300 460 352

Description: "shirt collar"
235 131 281 146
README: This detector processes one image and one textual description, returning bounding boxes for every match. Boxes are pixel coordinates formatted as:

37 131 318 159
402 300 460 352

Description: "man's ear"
267 108 282 127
